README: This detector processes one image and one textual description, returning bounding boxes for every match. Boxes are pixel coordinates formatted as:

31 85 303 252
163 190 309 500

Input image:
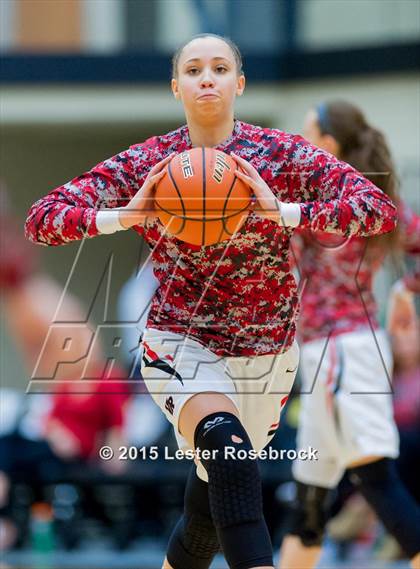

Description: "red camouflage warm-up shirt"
293 200 420 344
25 121 397 357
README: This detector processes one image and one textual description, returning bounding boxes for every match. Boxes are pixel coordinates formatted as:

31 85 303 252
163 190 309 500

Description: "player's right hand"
119 153 174 228
231 153 282 224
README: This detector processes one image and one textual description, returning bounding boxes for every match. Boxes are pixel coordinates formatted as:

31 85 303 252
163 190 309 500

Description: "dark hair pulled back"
316 100 400 255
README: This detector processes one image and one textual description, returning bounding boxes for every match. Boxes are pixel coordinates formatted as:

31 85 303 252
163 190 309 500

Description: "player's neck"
187 116 235 148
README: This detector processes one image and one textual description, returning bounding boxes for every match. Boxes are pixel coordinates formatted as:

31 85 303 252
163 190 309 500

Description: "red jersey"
46 376 130 459
25 121 397 356
295 200 420 344
0 213 38 290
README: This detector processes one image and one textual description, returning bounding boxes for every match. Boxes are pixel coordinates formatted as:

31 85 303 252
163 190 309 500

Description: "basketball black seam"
222 175 239 237
154 202 251 222
167 161 186 234
221 174 251 238
222 175 239 222
202 147 206 246
217 175 237 242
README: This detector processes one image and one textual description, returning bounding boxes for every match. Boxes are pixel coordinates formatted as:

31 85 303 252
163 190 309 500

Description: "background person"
278 100 420 569
0 193 130 550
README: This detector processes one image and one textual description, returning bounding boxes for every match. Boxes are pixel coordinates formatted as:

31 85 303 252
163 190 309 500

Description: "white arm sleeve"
279 202 301 228
96 210 125 234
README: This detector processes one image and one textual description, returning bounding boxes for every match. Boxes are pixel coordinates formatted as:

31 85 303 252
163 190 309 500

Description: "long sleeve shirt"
294 200 419 344
25 120 397 356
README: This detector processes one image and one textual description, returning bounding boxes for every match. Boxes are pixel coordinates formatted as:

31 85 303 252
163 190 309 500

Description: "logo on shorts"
142 342 184 386
165 396 175 415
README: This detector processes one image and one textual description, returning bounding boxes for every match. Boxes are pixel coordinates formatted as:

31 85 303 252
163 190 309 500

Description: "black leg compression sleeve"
194 412 273 569
167 467 219 569
349 458 420 559
287 482 330 547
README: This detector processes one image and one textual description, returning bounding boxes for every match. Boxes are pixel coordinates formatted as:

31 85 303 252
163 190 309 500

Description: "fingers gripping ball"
155 148 251 246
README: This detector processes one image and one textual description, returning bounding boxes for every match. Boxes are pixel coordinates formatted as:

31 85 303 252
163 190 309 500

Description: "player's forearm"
298 186 397 237
96 206 155 231
25 147 140 245
25 201 149 245
285 136 397 237
25 198 100 246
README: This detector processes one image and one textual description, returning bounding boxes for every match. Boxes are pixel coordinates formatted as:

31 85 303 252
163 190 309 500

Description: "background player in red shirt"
0 191 130 550
25 36 397 569
278 101 420 569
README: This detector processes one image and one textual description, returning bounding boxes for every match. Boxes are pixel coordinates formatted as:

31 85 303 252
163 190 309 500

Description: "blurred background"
0 1 419 568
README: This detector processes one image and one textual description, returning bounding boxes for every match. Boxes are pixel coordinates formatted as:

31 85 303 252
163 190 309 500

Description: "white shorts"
293 329 399 488
141 328 299 481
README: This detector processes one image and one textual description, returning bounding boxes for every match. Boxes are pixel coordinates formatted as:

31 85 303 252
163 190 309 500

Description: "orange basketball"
155 148 251 246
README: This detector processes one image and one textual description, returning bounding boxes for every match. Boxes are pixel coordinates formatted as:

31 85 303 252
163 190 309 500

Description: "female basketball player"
278 101 420 569
25 36 397 569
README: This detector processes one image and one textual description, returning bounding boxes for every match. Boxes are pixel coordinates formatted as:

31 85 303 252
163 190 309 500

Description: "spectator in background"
386 157 420 507
390 310 420 505
117 262 169 449
360 309 420 561
0 188 130 550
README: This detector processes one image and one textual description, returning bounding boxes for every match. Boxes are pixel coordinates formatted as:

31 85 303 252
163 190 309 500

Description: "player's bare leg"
348 455 382 468
278 456 387 569
279 454 420 569
348 456 420 569
178 392 239 448
411 553 420 569
163 392 274 569
278 456 381 569
163 392 233 568
278 535 321 569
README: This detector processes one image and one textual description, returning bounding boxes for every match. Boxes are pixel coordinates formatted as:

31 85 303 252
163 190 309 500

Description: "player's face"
303 109 340 157
172 37 245 121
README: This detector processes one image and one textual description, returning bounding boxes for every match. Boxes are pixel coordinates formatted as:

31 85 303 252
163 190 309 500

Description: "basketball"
155 148 251 246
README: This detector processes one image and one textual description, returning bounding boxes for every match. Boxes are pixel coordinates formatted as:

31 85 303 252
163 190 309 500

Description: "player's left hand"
231 153 281 223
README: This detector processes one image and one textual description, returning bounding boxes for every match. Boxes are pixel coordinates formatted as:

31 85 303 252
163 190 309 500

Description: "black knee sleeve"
167 467 219 569
287 482 330 547
194 412 273 569
349 458 420 559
